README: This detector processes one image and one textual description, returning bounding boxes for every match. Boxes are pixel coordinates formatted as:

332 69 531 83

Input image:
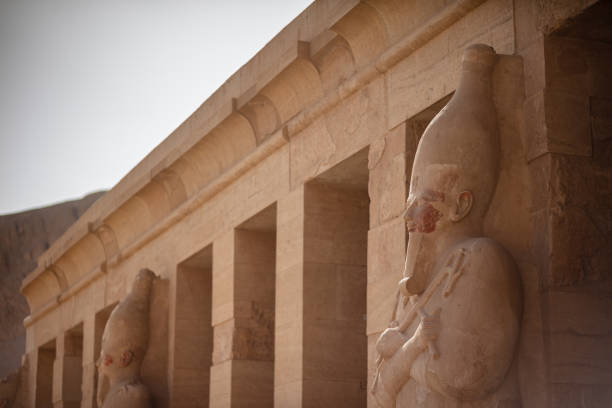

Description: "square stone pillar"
24 349 37 408
81 316 96 408
366 123 410 407
275 183 369 407
209 228 276 407
275 187 305 406
52 331 83 408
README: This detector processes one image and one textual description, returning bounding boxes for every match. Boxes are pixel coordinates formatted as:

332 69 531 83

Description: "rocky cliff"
0 191 105 378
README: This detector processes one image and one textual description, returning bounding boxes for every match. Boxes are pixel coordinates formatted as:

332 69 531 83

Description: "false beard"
402 232 438 295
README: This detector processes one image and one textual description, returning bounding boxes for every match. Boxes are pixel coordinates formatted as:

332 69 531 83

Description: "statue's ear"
450 190 473 222
119 349 134 367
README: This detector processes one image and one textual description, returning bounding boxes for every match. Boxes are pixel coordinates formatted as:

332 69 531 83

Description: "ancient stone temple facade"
17 0 612 407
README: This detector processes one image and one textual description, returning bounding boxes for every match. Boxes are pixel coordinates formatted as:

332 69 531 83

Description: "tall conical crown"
411 44 499 218
101 268 156 361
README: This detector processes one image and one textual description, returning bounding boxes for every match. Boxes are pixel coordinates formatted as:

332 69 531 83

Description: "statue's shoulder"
103 381 151 408
459 237 518 279
416 237 522 400
448 237 520 309
125 381 151 398
438 237 521 310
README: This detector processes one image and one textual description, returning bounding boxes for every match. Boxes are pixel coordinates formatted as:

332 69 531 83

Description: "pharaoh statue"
371 44 523 407
96 268 155 408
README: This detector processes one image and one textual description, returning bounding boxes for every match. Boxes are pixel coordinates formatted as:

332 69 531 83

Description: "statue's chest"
394 243 521 407
102 383 151 408
395 247 469 337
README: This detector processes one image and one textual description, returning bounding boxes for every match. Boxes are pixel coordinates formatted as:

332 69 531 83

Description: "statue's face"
400 165 463 295
97 329 114 376
404 188 446 234
96 348 135 376
405 165 459 236
97 337 136 377
96 349 115 376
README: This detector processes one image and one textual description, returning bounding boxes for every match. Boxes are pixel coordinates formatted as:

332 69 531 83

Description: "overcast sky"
0 0 312 215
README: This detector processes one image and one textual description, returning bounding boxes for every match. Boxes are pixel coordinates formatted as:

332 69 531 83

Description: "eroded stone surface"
97 269 156 408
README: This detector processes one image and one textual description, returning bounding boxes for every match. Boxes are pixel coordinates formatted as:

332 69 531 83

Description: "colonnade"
34 149 378 408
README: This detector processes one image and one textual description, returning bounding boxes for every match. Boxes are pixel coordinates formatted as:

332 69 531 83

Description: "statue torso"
395 237 522 407
101 380 151 408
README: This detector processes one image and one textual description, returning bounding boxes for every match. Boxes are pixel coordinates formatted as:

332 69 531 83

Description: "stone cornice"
21 0 487 324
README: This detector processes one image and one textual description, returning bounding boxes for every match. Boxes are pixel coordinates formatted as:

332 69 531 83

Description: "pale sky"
0 0 312 215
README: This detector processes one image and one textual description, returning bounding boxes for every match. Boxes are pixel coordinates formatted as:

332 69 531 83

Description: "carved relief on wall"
97 269 156 408
371 44 523 407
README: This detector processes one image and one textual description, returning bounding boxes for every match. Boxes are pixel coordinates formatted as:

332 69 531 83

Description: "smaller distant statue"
96 269 156 408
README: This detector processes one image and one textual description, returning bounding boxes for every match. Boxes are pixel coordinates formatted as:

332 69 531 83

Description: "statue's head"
402 44 499 295
97 269 155 382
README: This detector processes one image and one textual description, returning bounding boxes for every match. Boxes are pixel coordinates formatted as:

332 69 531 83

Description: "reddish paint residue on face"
412 202 442 233
103 354 113 367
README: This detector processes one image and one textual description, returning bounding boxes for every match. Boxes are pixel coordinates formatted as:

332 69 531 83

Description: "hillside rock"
0 191 105 378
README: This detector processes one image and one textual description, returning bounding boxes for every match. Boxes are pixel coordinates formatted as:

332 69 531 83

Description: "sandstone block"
209 361 231 408
366 218 405 335
368 123 409 229
387 0 514 129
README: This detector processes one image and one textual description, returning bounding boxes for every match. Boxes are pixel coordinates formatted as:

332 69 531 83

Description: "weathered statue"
96 269 155 408
371 44 522 407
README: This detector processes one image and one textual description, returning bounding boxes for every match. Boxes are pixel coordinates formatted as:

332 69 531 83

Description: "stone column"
52 331 83 408
51 334 63 408
81 316 96 408
366 123 411 408
23 349 36 408
275 187 306 407
275 183 369 407
210 228 276 407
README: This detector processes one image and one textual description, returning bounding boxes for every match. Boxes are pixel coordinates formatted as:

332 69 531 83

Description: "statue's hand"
376 326 407 359
414 308 441 359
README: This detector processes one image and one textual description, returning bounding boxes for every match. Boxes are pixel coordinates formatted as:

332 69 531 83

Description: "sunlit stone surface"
9 1 612 407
